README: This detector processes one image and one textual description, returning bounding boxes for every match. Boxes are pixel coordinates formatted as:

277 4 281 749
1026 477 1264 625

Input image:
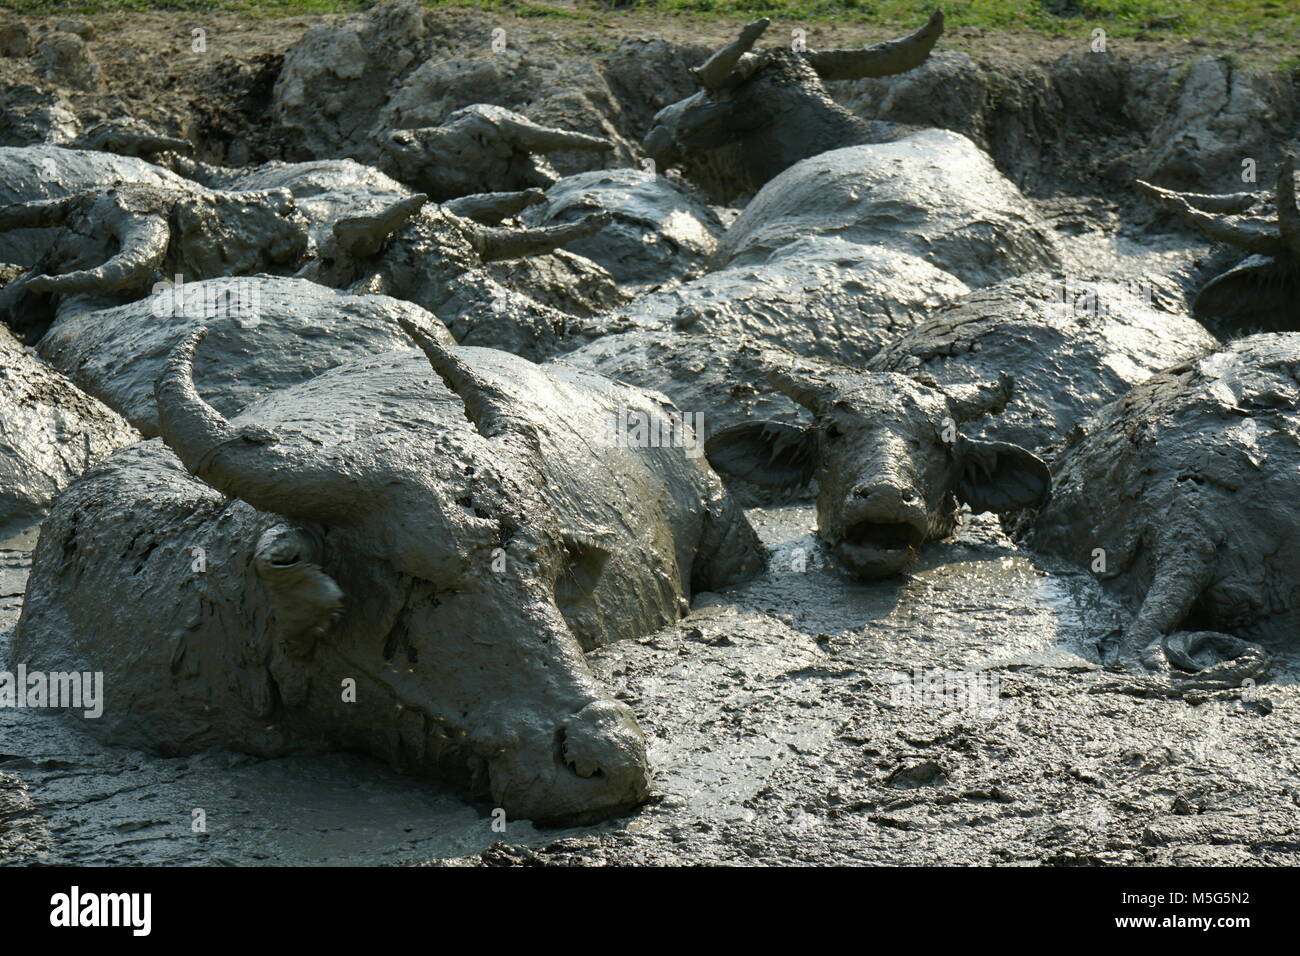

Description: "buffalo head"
149 320 652 823
379 104 613 201
643 12 944 200
1137 156 1300 334
706 352 1049 579
0 182 308 337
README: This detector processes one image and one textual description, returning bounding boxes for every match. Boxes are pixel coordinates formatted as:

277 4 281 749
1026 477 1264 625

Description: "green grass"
0 0 372 12
0 0 1295 45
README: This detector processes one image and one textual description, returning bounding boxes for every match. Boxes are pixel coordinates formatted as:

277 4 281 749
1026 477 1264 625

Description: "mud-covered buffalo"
0 1 1297 870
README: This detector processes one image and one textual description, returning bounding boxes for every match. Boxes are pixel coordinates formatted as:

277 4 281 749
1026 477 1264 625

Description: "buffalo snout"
835 479 931 577
491 697 651 826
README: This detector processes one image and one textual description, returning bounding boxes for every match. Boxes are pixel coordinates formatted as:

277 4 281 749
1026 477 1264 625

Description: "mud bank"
0 10 1296 203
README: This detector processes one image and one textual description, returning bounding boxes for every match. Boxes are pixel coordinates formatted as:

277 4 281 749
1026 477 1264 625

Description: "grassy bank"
0 0 1295 46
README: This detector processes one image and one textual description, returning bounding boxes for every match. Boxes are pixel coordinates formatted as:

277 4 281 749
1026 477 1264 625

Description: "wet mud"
1 6 1299 866
4 505 1298 865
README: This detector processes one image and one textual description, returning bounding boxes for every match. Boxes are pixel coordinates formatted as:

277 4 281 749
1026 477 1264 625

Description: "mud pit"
5 508 1298 866
1 5 1299 867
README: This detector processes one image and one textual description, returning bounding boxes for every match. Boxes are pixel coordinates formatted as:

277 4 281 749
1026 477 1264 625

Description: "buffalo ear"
953 438 1051 514
705 420 819 490
252 524 343 659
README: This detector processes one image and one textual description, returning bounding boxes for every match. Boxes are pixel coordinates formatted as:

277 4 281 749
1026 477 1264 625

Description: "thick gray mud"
1 7 1298 867
4 507 1296 866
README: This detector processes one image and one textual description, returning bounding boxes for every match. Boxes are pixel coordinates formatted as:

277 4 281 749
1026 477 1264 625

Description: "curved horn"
494 114 612 154
1136 179 1286 257
1275 155 1300 260
26 212 169 294
464 210 611 262
156 328 355 519
692 18 770 90
396 315 514 439
444 188 546 225
1142 189 1257 215
75 122 194 158
0 193 84 230
331 193 427 259
806 10 944 81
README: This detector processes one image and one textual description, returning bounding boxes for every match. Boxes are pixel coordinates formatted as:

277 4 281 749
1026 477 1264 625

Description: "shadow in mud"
729 505 1116 671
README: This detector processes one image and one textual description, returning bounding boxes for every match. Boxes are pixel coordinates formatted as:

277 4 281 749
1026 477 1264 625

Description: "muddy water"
5 502 1295 865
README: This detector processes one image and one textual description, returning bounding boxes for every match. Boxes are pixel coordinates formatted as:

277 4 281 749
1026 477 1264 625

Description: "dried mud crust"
1 9 1296 197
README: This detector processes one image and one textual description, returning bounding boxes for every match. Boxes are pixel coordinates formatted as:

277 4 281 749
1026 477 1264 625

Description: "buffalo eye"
824 424 844 442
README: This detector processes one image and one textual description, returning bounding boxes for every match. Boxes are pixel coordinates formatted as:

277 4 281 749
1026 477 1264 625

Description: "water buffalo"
0 144 191 269
555 330 814 507
643 12 945 201
0 146 610 355
1137 156 1300 334
378 104 613 201
13 320 764 823
169 141 587 235
557 330 802 439
0 173 308 337
207 160 623 330
177 157 416 249
36 275 454 436
561 276 1215 512
715 130 1060 288
573 235 969 366
1031 333 1300 684
173 156 620 325
869 275 1220 455
518 168 724 291
704 347 1050 579
0 321 138 531
298 194 609 358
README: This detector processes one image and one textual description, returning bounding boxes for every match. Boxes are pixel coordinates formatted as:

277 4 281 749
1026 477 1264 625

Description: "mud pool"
1 6 1299 866
4 502 1297 866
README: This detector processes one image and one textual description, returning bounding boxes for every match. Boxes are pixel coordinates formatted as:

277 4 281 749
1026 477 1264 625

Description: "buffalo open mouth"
834 520 927 578
841 520 925 554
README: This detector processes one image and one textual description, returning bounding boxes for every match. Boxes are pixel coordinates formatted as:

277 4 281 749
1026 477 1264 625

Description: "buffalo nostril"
558 701 648 787
557 725 605 779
